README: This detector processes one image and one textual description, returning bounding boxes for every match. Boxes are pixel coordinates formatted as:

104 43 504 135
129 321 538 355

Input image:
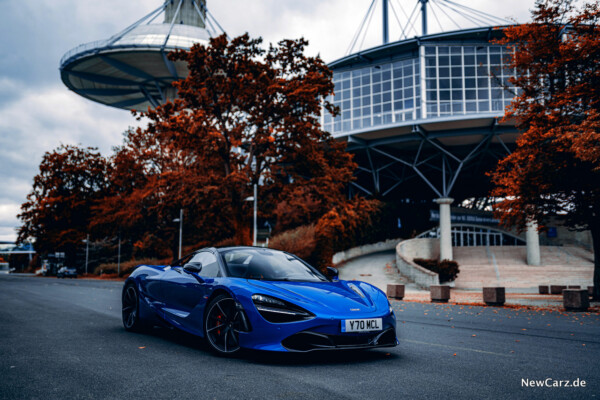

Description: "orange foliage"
270 198 382 270
92 34 355 257
313 197 382 269
17 145 109 265
19 34 358 265
489 0 600 297
269 224 318 261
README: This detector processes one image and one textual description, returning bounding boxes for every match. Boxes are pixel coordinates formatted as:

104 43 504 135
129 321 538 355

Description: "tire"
122 283 145 332
204 294 243 355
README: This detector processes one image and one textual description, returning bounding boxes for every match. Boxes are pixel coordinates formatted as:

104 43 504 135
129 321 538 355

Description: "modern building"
322 0 539 262
60 0 223 111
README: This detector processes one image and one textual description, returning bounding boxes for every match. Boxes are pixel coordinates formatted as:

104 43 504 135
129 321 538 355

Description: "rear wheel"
122 283 144 332
204 295 243 355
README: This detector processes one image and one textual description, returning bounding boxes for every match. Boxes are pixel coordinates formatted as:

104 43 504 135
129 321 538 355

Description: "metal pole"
85 234 89 275
421 0 428 36
253 184 258 247
382 0 389 44
117 232 121 276
178 208 183 259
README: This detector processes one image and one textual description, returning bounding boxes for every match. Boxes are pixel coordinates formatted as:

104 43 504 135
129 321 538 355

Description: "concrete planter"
538 285 549 295
386 284 405 300
563 289 590 312
430 285 450 303
550 285 567 295
483 287 505 306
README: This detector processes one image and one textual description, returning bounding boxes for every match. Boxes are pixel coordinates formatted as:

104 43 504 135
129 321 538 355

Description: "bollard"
550 285 567 295
588 286 595 297
430 285 450 303
483 287 505 306
538 285 549 295
386 284 405 300
563 289 590 312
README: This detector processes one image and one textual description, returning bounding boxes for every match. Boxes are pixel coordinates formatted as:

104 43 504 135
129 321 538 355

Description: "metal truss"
347 120 515 199
346 0 515 55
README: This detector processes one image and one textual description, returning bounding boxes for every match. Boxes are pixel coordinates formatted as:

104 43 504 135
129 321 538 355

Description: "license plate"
341 318 383 333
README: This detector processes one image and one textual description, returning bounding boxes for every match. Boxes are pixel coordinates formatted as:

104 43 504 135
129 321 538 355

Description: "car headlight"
252 294 314 323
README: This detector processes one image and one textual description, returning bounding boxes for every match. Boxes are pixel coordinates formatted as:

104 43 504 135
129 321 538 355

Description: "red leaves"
20 34 358 262
490 0 600 238
18 145 109 261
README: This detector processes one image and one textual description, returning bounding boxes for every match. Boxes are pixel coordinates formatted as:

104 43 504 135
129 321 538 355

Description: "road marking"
399 338 514 357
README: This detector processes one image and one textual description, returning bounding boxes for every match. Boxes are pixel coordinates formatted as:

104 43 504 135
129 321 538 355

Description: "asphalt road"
1 275 599 400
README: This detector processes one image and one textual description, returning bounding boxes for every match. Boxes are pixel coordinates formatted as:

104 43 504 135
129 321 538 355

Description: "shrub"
93 258 167 277
268 198 385 272
312 197 382 269
413 258 460 283
269 224 317 263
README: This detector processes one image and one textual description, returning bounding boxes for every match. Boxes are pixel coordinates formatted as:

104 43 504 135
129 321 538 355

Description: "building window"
422 44 516 118
323 57 421 135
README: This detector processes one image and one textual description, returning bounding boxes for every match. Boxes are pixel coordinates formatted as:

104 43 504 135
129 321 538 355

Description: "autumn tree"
490 0 600 298
18 145 109 267
90 126 190 260
95 34 355 250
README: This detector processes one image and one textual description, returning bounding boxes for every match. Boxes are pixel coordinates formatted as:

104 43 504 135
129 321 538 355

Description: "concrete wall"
396 238 440 289
332 238 402 265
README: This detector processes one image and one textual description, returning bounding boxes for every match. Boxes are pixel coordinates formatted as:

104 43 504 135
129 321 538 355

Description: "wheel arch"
202 287 238 326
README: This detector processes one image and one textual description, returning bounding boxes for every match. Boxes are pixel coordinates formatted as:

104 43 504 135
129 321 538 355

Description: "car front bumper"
238 308 398 352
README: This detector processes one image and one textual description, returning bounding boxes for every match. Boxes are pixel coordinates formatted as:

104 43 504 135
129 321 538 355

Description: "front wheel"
204 295 243 355
122 283 144 332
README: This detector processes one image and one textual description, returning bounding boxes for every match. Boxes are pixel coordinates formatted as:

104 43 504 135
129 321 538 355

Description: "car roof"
216 246 280 253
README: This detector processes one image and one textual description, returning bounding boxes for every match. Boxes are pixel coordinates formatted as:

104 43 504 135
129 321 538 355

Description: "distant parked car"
57 266 78 279
0 263 9 274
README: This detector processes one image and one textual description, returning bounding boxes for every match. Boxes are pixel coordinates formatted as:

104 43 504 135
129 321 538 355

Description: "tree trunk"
592 223 600 301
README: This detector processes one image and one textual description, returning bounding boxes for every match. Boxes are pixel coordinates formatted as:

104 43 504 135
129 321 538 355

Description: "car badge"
350 308 360 311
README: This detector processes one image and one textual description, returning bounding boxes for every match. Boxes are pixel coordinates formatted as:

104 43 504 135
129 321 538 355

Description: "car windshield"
219 248 327 282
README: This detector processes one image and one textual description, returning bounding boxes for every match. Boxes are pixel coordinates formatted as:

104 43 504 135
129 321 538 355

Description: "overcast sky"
0 0 534 242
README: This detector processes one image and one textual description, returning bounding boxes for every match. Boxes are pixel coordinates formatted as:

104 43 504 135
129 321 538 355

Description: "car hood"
245 279 383 315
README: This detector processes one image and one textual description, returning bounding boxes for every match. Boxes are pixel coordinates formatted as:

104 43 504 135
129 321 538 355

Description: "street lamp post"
253 183 257 247
84 234 89 275
245 184 258 247
173 209 183 259
117 232 121 276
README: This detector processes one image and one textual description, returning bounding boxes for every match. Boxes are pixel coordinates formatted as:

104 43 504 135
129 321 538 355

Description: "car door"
161 251 221 334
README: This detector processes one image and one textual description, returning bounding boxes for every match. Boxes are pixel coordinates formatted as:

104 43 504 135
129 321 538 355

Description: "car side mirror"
183 262 202 274
326 267 339 281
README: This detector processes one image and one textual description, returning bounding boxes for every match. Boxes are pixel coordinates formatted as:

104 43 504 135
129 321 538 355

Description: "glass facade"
323 58 421 134
323 43 517 135
424 45 516 117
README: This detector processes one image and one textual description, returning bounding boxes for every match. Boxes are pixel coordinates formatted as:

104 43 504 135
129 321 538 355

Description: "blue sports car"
122 246 398 354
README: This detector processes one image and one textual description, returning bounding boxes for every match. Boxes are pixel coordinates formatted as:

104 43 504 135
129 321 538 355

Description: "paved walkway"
337 246 596 309
453 245 594 290
338 250 406 291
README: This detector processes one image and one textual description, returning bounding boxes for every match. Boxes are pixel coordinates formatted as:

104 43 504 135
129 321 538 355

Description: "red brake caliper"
216 314 222 335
